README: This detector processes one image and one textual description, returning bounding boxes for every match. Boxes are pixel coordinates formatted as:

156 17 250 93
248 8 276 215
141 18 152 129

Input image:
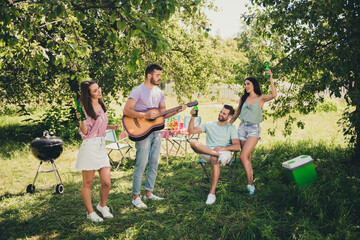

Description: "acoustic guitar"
122 101 198 141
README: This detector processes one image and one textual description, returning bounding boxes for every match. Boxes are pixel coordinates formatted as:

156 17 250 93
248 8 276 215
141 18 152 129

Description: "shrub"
316 99 338 112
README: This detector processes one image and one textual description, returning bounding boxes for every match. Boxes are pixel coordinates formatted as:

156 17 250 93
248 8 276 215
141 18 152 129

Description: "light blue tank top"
239 97 262 124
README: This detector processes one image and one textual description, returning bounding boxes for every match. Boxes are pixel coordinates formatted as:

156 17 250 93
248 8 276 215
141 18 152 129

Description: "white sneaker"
143 193 164 200
96 203 113 218
132 197 148 208
247 184 255 195
205 193 216 205
87 211 104 222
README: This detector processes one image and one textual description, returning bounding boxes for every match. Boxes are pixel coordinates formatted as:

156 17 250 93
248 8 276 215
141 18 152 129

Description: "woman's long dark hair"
80 80 106 120
239 77 262 111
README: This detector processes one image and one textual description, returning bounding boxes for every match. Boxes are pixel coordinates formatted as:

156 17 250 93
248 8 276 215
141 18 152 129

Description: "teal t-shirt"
200 121 238 148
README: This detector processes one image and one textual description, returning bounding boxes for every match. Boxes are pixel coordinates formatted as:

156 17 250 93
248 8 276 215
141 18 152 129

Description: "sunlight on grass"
1 97 358 239
123 226 141 239
154 206 168 214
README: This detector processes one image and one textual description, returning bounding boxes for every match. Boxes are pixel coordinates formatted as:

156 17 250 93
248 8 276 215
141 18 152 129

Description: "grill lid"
30 131 64 161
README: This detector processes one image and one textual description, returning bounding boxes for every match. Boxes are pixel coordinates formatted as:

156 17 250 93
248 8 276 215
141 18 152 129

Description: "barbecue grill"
27 130 65 194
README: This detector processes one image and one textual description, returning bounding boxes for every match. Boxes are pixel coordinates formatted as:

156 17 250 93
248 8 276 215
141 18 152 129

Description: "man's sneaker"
247 184 255 195
96 203 113 218
143 193 164 201
205 193 216 205
132 197 148 208
87 211 104 222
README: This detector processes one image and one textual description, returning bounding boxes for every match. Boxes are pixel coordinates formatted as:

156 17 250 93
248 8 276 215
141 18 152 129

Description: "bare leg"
240 140 252 165
98 167 111 207
209 156 221 194
189 139 220 157
240 137 258 185
81 170 95 214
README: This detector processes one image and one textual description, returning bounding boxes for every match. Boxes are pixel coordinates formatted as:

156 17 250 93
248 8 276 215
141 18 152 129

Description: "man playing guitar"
123 64 186 208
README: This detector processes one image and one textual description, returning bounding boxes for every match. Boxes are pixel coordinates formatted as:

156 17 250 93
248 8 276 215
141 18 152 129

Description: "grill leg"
32 161 43 185
51 160 63 184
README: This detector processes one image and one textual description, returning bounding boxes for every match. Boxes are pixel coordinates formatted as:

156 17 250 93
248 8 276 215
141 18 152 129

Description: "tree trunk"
353 72 360 162
355 134 360 161
354 106 360 162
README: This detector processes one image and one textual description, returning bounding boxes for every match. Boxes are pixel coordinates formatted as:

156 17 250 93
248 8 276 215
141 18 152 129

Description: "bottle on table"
167 117 172 130
174 117 178 130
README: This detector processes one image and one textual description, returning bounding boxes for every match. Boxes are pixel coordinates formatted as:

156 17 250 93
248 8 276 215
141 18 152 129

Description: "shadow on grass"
0 123 40 158
0 141 359 239
0 122 50 160
0 156 244 240
0 181 130 239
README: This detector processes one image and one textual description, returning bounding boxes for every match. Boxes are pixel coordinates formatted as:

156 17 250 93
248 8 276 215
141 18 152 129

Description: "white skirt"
75 137 111 171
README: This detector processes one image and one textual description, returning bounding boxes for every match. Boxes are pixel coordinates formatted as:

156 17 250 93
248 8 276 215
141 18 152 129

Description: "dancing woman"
75 80 120 222
229 69 277 194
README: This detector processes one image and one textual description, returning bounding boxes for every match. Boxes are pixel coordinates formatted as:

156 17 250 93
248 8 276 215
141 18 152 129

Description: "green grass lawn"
0 97 359 239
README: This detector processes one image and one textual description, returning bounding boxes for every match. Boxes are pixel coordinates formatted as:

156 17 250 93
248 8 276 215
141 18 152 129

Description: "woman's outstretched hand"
266 69 273 79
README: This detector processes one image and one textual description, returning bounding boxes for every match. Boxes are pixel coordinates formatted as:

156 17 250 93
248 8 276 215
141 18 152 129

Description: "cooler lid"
282 155 314 170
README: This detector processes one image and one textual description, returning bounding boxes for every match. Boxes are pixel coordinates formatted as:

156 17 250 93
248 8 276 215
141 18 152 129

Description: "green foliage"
38 104 80 140
0 0 223 139
316 99 338 113
0 0 213 104
0 105 20 116
245 0 360 160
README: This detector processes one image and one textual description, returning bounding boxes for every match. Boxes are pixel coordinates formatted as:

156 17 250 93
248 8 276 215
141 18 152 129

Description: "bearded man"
188 104 240 205
123 64 186 208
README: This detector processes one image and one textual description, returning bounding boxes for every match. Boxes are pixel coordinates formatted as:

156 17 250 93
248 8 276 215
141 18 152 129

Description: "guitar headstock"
186 101 198 107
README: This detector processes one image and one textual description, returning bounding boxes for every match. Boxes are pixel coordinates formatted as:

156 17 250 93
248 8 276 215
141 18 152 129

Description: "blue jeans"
132 131 162 195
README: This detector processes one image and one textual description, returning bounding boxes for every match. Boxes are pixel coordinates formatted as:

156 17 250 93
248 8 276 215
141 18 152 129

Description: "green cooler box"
282 155 317 186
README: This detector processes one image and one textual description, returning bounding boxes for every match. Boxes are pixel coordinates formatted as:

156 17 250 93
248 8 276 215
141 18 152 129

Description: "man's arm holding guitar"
123 98 188 120
123 98 158 119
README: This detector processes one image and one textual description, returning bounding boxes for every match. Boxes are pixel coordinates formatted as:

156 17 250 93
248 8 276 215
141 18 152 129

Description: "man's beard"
150 76 159 85
218 115 226 122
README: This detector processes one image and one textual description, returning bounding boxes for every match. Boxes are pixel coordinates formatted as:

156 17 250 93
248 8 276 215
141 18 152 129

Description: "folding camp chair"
169 116 202 159
105 129 132 170
198 151 238 191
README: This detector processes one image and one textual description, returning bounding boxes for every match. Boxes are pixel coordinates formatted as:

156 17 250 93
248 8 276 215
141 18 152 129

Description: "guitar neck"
158 106 182 117
156 101 198 118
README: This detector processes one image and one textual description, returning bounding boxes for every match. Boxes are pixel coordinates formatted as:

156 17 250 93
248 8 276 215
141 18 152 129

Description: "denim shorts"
238 121 261 141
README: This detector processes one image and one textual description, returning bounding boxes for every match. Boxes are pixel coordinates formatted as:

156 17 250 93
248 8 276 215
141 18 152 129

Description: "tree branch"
69 0 119 11
9 0 27 4
39 20 64 28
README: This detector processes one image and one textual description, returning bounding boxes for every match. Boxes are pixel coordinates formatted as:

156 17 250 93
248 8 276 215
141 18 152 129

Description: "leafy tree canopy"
1 0 237 138
0 0 245 140
0 0 213 103
244 0 360 160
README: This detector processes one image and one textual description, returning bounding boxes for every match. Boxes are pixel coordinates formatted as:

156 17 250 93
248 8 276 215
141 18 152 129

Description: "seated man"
188 104 240 205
